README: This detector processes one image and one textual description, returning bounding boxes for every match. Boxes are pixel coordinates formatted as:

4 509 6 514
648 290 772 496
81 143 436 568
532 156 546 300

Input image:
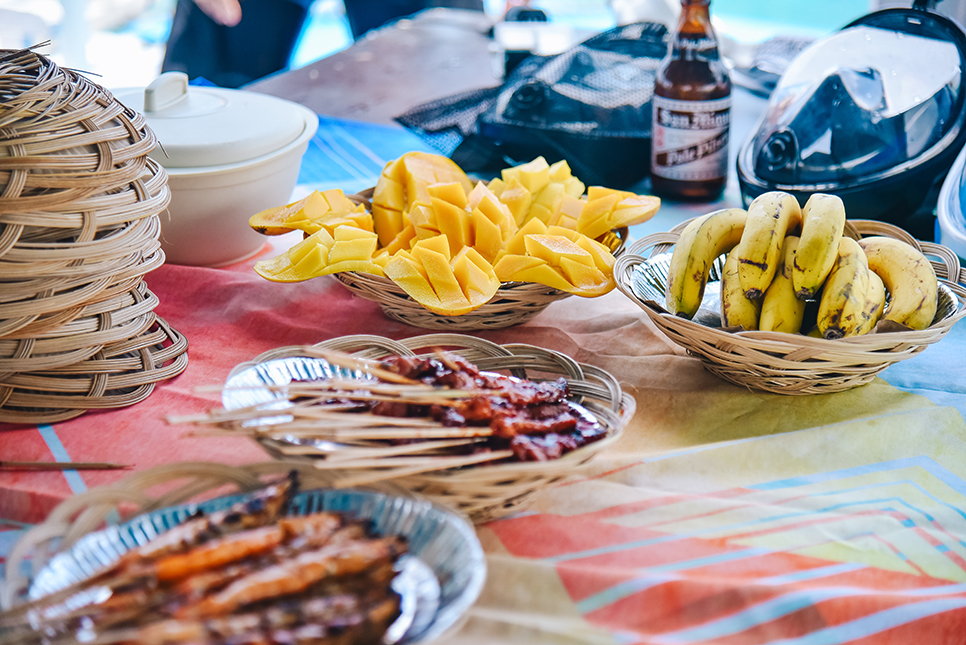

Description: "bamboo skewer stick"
0 461 131 471
325 450 516 487
300 347 420 385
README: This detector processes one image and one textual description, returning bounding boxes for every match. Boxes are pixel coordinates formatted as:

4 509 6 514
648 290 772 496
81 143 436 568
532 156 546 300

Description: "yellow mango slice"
574 235 616 274
578 187 661 240
524 234 594 268
503 217 548 255
431 197 470 255
486 177 507 197
413 234 452 261
249 189 367 236
452 247 500 306
493 254 548 281
428 182 469 210
382 222 417 256
327 227 379 265
502 156 550 194
254 226 384 282
385 255 442 309
409 203 439 241
371 152 473 247
471 210 503 264
548 159 572 183
548 160 586 198
508 263 575 292
553 194 584 230
385 237 499 315
495 231 615 297
494 178 532 226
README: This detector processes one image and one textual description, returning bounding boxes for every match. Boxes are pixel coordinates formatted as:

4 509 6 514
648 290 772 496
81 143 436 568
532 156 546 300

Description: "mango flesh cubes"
385 236 500 315
250 151 659 314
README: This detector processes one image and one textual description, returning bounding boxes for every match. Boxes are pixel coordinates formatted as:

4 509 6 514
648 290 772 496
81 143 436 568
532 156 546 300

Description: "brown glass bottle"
650 0 731 200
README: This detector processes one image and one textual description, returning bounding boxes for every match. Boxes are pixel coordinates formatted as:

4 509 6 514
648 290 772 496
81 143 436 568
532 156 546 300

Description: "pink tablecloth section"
3 231 966 642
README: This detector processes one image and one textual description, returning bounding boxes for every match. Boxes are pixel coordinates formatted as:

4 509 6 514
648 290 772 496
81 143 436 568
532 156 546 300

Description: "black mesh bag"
395 21 669 188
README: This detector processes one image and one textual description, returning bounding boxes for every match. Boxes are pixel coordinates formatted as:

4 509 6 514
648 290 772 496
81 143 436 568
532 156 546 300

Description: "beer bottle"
650 0 731 200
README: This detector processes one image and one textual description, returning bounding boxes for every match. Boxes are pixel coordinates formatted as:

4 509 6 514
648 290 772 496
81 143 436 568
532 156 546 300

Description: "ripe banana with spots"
720 245 761 330
792 193 846 300
854 270 886 336
858 236 939 330
735 191 803 299
666 208 748 319
817 237 871 339
759 236 806 334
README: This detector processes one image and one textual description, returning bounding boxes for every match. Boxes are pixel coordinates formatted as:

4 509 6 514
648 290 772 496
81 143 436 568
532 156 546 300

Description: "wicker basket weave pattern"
0 49 187 423
614 219 966 395
229 334 635 523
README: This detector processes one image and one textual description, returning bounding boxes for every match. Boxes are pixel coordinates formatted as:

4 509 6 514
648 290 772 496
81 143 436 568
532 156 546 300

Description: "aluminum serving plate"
29 486 486 644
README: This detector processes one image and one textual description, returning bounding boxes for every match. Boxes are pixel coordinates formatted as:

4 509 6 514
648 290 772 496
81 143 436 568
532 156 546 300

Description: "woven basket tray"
614 219 966 395
225 334 635 523
0 49 188 422
335 188 628 330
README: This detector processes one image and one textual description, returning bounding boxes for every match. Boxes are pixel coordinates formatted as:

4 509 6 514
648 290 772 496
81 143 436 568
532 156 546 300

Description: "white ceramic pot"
115 73 319 267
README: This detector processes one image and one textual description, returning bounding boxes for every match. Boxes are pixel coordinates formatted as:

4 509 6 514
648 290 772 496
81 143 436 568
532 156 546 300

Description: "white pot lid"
114 72 310 168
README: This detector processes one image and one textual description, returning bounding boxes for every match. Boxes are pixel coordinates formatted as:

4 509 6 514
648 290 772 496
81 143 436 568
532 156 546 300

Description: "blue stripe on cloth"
766 597 966 645
755 562 867 586
651 581 966 645
37 425 87 495
749 456 966 498
574 548 771 614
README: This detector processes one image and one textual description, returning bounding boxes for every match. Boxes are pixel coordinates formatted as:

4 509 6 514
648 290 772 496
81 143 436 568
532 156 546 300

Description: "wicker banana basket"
0 49 188 423
222 334 635 523
614 219 966 395
335 188 628 330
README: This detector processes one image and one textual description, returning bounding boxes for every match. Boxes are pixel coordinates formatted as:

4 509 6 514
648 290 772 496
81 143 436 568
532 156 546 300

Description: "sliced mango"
494 231 615 297
254 227 383 282
428 181 469 209
385 234 500 315
503 156 550 194
493 178 532 226
578 187 660 240
249 189 368 236
371 151 474 247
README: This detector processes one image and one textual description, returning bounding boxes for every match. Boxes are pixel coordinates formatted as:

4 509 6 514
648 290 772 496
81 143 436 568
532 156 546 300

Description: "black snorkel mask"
737 0 966 239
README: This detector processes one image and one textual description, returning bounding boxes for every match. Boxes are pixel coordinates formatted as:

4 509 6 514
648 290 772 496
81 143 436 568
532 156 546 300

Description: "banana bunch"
664 191 940 337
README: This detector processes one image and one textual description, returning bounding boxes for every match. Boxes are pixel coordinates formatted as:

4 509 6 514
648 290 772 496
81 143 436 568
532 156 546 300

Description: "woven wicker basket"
226 334 635 523
614 219 966 395
335 188 628 330
0 49 187 423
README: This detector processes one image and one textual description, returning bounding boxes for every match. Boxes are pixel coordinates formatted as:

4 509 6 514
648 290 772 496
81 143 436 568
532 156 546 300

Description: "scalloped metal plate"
28 487 486 644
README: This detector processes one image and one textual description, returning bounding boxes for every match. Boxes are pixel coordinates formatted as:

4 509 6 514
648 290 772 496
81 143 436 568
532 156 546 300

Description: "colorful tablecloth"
2 114 966 644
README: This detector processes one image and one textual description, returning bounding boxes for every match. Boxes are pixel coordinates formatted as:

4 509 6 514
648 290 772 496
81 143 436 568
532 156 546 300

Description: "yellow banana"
735 191 803 299
792 193 846 300
759 236 806 334
817 237 870 339
665 208 748 319
854 270 886 336
857 236 939 330
720 245 761 330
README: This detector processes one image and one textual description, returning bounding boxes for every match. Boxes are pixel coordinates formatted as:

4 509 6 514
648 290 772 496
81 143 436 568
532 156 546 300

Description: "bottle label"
651 95 731 181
